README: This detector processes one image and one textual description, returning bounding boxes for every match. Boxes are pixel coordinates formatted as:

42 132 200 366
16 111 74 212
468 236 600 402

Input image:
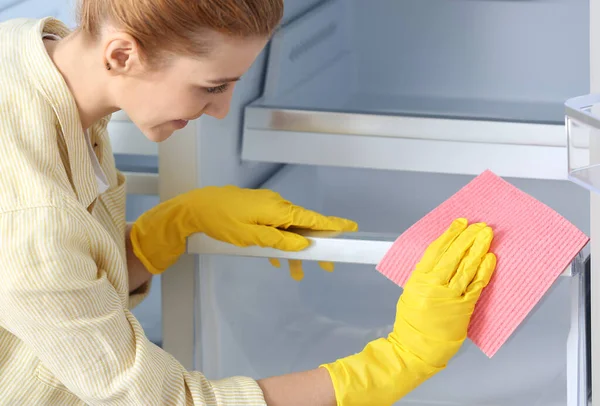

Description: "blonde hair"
77 0 283 62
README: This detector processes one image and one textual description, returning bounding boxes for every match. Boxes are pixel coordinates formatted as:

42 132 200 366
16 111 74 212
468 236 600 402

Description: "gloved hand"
321 218 496 406
130 185 358 276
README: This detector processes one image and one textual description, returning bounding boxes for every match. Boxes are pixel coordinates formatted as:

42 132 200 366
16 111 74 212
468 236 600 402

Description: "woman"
0 1 496 405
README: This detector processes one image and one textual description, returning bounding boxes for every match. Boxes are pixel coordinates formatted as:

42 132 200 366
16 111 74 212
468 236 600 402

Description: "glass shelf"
240 0 571 180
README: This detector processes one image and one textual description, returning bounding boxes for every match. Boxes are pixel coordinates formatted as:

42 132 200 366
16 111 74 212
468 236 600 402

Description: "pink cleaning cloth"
376 170 589 358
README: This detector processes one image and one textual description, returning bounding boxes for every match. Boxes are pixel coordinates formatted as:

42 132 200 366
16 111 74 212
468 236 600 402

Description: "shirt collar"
23 17 103 208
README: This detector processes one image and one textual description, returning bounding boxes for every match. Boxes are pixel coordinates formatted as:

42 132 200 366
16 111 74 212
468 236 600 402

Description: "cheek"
146 84 181 111
119 78 207 129
119 81 164 116
136 86 184 123
173 88 210 119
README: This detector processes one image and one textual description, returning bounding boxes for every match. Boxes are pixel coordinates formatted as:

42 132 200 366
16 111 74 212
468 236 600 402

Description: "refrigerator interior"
256 0 589 123
239 0 591 190
197 164 589 406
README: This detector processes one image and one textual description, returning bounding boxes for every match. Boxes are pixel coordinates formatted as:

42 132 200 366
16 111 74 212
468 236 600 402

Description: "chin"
142 126 175 143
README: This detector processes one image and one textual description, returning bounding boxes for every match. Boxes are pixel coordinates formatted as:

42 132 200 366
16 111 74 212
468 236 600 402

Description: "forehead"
175 34 268 79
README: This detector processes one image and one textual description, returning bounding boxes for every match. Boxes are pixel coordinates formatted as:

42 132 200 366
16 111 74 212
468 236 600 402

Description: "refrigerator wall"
351 0 588 106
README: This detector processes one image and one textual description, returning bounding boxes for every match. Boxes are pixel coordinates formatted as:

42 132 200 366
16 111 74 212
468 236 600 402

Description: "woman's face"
105 33 268 142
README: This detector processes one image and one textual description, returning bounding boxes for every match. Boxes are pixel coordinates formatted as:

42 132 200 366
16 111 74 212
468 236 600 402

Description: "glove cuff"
130 222 167 275
320 337 442 406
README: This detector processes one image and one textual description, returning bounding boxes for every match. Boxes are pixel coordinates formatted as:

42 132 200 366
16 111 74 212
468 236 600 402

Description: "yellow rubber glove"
268 258 335 281
130 185 358 275
269 230 343 280
321 218 496 406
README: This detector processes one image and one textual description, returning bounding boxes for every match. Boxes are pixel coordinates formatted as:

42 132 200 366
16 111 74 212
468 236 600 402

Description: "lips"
172 119 188 129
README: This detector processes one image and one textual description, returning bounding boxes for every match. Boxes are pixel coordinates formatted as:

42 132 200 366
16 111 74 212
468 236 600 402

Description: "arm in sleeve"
0 206 266 406
126 221 152 310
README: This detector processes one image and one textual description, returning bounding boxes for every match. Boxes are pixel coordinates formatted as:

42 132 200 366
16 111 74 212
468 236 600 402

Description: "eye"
205 83 230 94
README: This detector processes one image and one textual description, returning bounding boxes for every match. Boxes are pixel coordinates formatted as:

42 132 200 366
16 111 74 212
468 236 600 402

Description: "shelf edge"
242 128 568 180
187 232 574 277
244 105 566 147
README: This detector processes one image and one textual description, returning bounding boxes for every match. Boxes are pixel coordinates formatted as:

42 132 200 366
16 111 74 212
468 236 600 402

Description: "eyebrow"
207 77 241 84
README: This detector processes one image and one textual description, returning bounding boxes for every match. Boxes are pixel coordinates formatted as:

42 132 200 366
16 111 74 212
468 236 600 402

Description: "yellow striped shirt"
0 17 266 405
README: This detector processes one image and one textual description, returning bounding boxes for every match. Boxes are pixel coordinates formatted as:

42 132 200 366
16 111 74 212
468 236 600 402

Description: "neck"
45 30 119 130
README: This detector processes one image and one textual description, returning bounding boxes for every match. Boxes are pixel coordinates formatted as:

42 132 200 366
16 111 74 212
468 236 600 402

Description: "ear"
103 33 142 73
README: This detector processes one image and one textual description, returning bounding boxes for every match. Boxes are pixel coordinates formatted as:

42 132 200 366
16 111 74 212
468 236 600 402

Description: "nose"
204 94 232 120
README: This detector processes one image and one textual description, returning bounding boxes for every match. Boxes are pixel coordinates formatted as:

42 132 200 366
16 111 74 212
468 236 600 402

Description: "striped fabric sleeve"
0 205 266 406
125 222 152 310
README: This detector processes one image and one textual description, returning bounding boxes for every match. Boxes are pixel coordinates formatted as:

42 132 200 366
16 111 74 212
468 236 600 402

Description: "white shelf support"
159 121 199 370
123 172 158 195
